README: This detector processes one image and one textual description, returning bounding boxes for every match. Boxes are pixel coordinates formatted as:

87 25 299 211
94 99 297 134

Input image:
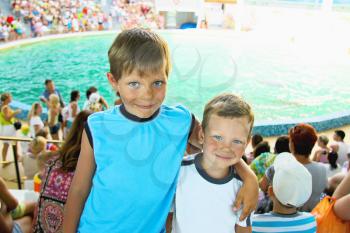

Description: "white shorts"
0 124 16 144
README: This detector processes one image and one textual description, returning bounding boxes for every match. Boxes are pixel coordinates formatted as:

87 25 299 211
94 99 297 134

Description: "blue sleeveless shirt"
78 104 192 233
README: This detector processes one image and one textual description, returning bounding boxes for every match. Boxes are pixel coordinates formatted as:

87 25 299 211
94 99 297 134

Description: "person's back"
302 162 327 211
335 141 349 166
252 153 316 233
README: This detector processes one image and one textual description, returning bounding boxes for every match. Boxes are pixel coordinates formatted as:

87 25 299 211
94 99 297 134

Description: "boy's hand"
233 180 258 221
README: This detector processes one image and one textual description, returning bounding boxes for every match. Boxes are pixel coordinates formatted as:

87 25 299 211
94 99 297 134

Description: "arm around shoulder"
233 160 258 221
63 130 96 233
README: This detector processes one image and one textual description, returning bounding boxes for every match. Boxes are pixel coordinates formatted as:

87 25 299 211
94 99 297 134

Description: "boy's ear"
107 72 118 90
198 127 205 145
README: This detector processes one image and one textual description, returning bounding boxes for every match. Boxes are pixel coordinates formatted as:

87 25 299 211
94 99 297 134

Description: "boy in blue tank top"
63 28 258 233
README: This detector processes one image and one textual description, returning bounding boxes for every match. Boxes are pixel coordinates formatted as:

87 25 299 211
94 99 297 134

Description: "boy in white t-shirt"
172 93 254 233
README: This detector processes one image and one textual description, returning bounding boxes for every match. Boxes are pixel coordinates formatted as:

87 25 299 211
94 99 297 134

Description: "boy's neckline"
194 153 237 185
119 104 160 122
270 211 300 218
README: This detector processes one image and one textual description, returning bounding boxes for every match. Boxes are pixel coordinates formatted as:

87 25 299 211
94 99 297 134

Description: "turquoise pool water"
1 31 350 121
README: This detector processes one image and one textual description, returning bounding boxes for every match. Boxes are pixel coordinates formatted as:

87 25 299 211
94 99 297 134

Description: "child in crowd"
62 90 80 139
28 102 44 138
21 136 47 179
63 28 258 232
172 93 253 233
35 128 59 152
47 94 61 141
246 134 263 164
252 152 316 233
32 110 91 233
0 177 33 233
313 135 330 163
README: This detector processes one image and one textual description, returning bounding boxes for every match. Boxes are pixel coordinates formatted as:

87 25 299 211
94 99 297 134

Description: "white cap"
273 152 312 207
89 93 100 103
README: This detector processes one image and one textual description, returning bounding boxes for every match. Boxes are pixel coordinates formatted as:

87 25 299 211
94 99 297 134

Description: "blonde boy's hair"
30 136 47 155
202 93 254 135
108 28 171 80
49 94 60 107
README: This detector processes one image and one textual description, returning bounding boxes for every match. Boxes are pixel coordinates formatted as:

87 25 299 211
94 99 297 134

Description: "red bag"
311 196 350 233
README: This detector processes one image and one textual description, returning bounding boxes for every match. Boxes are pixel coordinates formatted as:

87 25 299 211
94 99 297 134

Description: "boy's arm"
235 224 252 233
63 130 96 233
188 116 202 149
233 160 258 221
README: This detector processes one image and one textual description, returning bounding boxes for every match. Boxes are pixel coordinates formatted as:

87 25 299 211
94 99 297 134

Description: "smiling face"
108 69 167 118
200 114 251 171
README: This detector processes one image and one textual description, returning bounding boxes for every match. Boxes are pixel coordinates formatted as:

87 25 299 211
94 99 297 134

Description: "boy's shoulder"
252 211 315 221
181 154 196 166
160 104 191 117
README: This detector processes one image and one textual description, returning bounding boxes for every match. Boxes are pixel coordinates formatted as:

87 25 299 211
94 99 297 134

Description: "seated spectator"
250 136 290 182
0 177 33 233
253 141 270 159
330 130 349 167
21 136 47 179
312 135 330 163
32 110 91 232
324 151 342 178
252 152 316 232
35 128 59 152
263 124 327 212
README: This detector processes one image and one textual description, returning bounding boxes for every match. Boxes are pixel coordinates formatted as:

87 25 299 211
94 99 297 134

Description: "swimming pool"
1 30 350 135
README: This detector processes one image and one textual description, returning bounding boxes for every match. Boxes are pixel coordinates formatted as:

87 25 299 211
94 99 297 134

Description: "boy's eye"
232 139 244 145
212 135 223 141
153 81 164 88
128 82 140 89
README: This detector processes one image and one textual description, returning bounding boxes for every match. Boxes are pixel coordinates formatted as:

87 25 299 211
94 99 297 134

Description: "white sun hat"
273 152 312 207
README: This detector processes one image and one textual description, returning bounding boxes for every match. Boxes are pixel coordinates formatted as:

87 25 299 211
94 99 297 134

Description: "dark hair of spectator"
86 86 98 99
274 135 290 154
253 141 270 158
45 79 52 85
70 90 80 102
289 123 317 157
335 130 345 140
328 151 338 170
252 134 263 148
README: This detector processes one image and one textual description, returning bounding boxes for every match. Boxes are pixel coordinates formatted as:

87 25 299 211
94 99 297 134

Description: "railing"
0 136 62 189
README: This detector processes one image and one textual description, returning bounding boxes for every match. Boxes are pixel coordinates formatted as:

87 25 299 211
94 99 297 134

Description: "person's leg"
2 143 9 161
14 216 32 233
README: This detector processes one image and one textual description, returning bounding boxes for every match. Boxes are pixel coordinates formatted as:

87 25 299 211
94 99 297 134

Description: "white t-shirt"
323 163 342 178
172 153 250 233
334 141 349 166
29 116 44 138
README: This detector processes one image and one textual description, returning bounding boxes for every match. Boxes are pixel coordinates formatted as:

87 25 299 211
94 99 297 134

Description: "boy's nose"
143 86 154 99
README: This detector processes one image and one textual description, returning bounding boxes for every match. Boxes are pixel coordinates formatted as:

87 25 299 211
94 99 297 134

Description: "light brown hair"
108 28 171 80
202 93 254 136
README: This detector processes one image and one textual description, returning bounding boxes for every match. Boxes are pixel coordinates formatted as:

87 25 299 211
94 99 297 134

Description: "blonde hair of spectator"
28 102 41 120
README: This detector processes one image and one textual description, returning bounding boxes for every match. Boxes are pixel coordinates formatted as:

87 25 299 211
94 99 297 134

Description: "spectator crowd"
1 0 164 42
